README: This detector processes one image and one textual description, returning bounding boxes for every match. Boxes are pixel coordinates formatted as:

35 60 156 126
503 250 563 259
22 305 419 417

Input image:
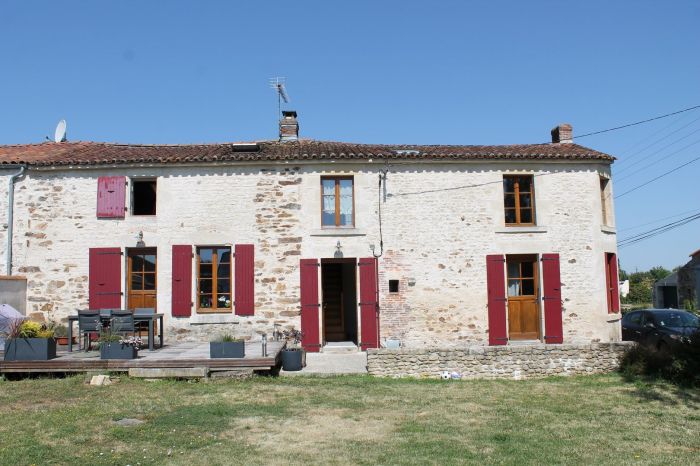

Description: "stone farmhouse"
0 112 621 352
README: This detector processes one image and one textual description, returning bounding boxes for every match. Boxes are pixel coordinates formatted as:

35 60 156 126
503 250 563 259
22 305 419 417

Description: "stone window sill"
494 226 548 234
189 315 242 325
601 225 616 234
310 228 367 237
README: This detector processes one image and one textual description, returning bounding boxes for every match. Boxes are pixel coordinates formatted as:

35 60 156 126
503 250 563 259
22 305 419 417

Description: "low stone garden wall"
367 342 634 380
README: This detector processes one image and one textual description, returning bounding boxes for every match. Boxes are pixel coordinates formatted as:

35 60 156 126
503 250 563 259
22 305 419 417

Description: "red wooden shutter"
96 176 126 218
359 257 379 350
89 247 122 310
542 253 563 344
606 252 620 313
172 245 193 317
300 259 321 352
235 244 255 316
486 254 508 345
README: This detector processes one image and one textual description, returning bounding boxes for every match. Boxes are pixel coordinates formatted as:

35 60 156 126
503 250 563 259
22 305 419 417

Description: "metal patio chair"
77 309 100 352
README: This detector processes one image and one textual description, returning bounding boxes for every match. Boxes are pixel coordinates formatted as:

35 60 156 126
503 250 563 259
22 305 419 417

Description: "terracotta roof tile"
0 139 613 167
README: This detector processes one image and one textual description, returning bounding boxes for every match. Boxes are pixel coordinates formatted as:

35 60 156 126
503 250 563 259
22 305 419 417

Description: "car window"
654 311 700 328
627 312 642 325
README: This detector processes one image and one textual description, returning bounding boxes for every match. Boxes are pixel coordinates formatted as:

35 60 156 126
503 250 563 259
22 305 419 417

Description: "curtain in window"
339 179 353 226
322 180 336 226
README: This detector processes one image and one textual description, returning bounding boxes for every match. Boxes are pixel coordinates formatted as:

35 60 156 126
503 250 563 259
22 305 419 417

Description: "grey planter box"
4 338 57 361
281 349 304 371
100 342 138 360
210 341 245 358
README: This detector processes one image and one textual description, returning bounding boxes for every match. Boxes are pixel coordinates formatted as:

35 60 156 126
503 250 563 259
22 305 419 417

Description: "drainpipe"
6 165 26 275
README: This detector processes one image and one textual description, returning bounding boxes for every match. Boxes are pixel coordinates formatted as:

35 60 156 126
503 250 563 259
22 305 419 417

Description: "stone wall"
367 342 633 379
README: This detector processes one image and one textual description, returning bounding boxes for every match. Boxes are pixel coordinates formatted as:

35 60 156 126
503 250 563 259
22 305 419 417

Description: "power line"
614 136 700 182
618 213 700 248
614 112 698 160
617 207 700 233
614 154 700 199
574 104 700 140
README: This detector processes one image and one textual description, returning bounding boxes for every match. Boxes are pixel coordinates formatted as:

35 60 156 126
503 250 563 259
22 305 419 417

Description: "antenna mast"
269 77 289 119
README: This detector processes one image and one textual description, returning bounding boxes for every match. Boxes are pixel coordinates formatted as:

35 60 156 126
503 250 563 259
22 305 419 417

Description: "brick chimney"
551 123 573 144
279 110 299 141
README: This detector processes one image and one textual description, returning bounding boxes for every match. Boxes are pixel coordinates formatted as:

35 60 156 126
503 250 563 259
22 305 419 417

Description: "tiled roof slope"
0 139 613 167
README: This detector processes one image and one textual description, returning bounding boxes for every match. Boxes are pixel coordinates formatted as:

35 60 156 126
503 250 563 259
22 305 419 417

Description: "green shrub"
214 333 242 343
620 334 700 387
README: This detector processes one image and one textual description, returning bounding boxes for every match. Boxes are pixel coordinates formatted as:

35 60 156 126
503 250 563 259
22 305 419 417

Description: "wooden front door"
322 263 346 341
127 248 157 310
506 255 540 340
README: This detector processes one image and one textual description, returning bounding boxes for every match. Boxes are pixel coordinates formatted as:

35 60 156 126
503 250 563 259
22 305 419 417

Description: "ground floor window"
197 246 232 312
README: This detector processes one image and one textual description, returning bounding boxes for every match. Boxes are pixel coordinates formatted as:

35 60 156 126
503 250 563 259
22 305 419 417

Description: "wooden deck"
0 341 285 375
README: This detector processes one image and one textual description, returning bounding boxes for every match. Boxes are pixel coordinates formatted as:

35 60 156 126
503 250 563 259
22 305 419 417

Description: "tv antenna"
269 77 289 119
47 119 67 142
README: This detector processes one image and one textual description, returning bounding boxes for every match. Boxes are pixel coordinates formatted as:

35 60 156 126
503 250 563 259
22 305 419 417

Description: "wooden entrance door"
127 248 157 310
506 255 540 340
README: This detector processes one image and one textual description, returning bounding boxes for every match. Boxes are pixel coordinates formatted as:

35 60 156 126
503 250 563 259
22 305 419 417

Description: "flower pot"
281 349 304 371
100 342 138 360
55 336 77 346
4 338 57 361
210 341 245 359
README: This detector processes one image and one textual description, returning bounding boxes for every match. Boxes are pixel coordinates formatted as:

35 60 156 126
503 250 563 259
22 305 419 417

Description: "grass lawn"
0 373 698 465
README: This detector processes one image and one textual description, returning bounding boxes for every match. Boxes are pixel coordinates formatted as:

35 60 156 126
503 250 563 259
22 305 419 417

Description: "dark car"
621 309 700 350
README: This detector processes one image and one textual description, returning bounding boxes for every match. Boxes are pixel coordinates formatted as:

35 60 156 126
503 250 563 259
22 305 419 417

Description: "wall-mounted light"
135 231 145 248
334 240 343 258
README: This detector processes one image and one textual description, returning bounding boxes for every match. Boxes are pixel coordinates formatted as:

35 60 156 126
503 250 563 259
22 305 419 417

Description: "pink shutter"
172 245 192 317
486 254 508 345
234 244 255 316
606 253 620 313
300 259 321 352
96 176 126 218
359 257 379 350
542 253 563 344
89 248 122 310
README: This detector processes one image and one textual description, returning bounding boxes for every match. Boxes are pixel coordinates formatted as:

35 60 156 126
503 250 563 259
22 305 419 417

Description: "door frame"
319 258 358 345
505 254 542 341
125 247 158 311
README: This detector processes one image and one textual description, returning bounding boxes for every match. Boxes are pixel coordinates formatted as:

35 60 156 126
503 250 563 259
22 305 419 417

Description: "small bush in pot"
3 319 57 361
281 328 305 371
98 320 141 360
210 333 245 358
51 322 76 346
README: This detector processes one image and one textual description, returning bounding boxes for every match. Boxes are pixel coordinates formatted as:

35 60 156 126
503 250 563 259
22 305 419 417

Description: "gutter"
5 165 26 275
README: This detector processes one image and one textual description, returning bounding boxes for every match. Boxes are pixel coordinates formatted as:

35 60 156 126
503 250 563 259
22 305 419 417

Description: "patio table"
66 311 164 352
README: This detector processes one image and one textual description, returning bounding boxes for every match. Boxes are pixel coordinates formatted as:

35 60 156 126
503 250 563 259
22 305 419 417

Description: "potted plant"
51 322 76 346
281 328 305 371
3 319 57 361
210 333 245 358
98 320 141 360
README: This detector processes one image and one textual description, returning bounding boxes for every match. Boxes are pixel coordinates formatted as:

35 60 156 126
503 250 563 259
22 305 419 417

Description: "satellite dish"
54 120 67 143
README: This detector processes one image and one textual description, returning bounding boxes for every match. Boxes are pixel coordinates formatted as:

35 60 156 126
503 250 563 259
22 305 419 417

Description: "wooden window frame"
320 176 355 228
600 176 610 226
127 248 158 303
503 175 536 226
506 254 539 298
196 246 233 313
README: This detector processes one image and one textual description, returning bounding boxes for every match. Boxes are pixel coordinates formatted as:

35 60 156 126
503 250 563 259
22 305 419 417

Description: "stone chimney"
279 110 299 141
551 123 573 144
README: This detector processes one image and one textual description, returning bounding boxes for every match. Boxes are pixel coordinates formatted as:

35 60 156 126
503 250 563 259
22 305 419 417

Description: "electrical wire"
614 136 700 182
618 213 700 248
617 207 700 233
614 154 700 199
574 105 700 140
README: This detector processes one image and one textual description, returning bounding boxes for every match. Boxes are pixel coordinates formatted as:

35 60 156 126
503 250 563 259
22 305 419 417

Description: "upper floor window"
600 176 611 226
321 176 354 227
197 246 232 312
503 175 535 225
132 179 157 216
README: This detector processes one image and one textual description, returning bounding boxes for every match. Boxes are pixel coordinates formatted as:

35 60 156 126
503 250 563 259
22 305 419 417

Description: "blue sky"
1 1 699 272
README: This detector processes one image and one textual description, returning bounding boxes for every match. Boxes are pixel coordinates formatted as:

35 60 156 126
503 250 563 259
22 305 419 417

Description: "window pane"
199 279 212 294
505 209 517 224
339 180 353 226
131 255 144 272
518 176 532 193
144 255 156 272
322 179 336 195
199 295 213 309
519 193 532 208
507 279 520 297
131 273 143 290
143 273 156 290
503 177 515 193
520 209 533 224
322 207 336 226
199 264 212 278
218 264 230 278
521 261 534 278
521 279 535 295
504 194 516 208
507 262 520 279
217 278 231 293
217 294 232 309
199 248 213 263
217 248 231 264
